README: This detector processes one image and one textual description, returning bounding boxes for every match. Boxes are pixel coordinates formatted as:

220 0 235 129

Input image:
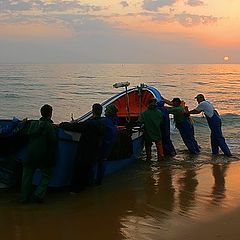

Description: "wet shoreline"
1 157 240 240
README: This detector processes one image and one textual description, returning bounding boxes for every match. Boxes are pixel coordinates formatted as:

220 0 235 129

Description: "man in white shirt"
188 94 232 157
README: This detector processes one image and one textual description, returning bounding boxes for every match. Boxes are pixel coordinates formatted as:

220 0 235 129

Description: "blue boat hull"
32 129 144 187
0 85 162 188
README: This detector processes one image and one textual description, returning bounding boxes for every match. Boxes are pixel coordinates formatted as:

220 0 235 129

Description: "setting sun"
224 56 230 61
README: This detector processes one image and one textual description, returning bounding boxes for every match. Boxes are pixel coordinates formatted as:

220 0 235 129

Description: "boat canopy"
113 90 154 117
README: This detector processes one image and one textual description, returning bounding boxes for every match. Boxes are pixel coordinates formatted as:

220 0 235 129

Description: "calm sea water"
0 64 240 240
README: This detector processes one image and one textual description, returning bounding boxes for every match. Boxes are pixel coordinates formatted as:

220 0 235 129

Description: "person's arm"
137 112 144 123
59 121 85 132
188 109 202 115
135 113 144 127
163 98 174 106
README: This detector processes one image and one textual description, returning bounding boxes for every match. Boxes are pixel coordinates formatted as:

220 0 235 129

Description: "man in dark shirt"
60 103 105 192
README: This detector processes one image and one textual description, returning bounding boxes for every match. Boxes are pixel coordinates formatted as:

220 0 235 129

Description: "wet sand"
1 156 240 240
177 208 240 240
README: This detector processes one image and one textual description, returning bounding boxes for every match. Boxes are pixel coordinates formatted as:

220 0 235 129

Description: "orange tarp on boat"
113 90 154 117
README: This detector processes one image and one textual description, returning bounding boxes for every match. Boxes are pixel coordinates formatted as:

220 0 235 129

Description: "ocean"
0 64 240 240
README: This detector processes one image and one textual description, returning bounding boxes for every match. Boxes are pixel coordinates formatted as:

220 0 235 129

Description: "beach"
1 158 240 240
178 208 240 240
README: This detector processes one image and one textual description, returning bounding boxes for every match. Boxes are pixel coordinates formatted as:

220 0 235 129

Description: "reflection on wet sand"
178 166 198 214
1 159 240 240
211 163 229 206
0 184 136 240
146 166 175 214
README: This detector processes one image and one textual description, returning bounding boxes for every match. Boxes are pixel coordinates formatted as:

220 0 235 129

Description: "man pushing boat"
187 94 232 157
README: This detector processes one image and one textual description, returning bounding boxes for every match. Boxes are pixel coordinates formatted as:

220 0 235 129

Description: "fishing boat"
0 83 163 188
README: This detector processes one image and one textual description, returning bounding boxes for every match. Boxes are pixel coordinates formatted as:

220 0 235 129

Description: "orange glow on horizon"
110 14 240 47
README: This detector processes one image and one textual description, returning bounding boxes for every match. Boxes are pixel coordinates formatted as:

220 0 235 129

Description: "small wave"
94 91 115 95
120 75 142 78
193 82 208 85
57 83 81 87
4 93 19 98
221 113 240 117
208 91 227 94
160 84 176 88
6 82 44 87
78 76 96 79
192 72 240 76
147 82 176 88
191 114 240 129
154 153 240 169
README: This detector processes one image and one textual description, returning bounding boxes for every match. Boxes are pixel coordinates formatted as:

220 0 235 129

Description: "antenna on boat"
113 81 131 122
137 83 147 114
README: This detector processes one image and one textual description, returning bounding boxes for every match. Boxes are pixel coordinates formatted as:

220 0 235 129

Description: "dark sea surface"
0 64 240 240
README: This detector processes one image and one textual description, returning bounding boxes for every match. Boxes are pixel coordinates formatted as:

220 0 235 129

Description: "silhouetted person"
60 103 105 192
20 104 57 203
157 100 176 156
138 98 164 161
96 104 119 185
165 97 200 154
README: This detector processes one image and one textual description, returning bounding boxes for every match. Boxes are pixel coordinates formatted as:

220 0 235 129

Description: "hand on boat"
22 118 28 122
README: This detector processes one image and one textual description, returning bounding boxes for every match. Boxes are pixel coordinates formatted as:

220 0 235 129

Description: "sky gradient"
0 0 240 64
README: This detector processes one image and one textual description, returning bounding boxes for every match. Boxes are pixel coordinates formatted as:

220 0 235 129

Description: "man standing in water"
165 98 200 155
138 98 164 161
20 104 57 203
157 100 176 156
188 94 232 156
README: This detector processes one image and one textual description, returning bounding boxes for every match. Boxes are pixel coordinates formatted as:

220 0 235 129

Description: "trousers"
206 111 231 156
20 167 52 202
176 119 200 154
145 141 164 161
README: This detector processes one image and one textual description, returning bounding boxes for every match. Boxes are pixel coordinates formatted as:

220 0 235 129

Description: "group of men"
20 93 232 203
20 103 119 203
138 94 232 161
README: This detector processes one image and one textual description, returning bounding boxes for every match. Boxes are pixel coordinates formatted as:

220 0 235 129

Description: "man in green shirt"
20 104 57 203
165 98 200 155
138 98 164 161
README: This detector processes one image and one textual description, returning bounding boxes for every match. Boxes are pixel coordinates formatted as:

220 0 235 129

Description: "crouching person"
138 98 164 161
20 104 57 203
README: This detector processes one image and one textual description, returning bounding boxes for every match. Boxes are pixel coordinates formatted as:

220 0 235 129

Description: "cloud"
143 0 178 11
0 0 104 13
120 1 129 8
0 0 110 35
175 13 217 27
185 0 204 7
0 0 33 11
150 13 172 23
142 11 218 27
41 1 104 12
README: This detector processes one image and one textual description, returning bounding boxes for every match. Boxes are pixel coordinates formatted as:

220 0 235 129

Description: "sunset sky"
0 0 240 63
